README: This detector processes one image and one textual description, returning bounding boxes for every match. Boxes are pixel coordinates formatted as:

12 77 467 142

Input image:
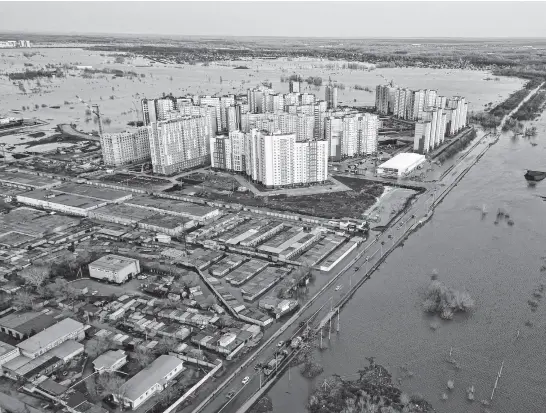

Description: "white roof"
378 153 425 170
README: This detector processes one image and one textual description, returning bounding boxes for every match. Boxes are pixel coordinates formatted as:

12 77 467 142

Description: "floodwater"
267 115 546 412
0 49 523 138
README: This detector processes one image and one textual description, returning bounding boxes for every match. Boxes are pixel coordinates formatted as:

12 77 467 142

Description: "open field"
194 177 384 220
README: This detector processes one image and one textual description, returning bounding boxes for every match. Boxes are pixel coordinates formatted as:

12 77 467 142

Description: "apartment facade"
100 128 151 166
325 85 338 109
148 116 210 175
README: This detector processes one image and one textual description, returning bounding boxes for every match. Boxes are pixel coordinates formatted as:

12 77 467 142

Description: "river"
266 116 546 412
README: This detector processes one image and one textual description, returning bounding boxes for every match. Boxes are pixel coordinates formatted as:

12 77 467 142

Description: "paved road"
58 123 100 141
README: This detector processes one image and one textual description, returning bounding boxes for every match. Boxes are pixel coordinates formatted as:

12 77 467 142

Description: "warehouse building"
89 255 141 284
0 170 62 190
376 153 426 177
138 214 196 236
16 190 107 217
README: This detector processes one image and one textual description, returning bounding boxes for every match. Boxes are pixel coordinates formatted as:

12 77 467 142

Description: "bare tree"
133 346 153 368
86 336 113 358
12 289 34 310
98 373 126 399
19 265 50 288
154 336 178 356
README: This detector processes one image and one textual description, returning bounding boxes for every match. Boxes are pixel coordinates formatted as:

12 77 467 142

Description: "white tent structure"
377 153 426 177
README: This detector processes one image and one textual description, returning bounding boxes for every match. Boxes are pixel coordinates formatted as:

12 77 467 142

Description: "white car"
241 376 250 385
91 290 98 296
335 285 342 291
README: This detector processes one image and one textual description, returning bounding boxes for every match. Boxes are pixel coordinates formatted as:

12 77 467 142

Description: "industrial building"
376 153 426 177
124 196 219 222
88 204 157 225
55 183 133 203
138 215 195 236
116 355 184 410
88 255 141 284
0 170 62 190
0 310 59 340
16 190 107 217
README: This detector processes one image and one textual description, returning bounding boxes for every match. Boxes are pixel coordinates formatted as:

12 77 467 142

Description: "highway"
187 81 545 413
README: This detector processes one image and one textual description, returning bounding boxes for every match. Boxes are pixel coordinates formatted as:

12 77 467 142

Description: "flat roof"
0 170 62 189
17 318 84 355
378 153 426 170
91 204 157 222
140 214 189 229
55 183 132 202
0 340 16 357
0 207 79 237
0 231 35 247
120 355 183 401
126 196 216 218
89 254 138 272
18 190 106 210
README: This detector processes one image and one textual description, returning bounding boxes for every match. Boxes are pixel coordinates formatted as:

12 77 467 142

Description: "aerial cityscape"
0 2 546 413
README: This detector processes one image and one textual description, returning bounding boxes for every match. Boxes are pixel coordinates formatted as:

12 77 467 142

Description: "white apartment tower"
148 116 210 175
100 128 151 166
289 79 301 93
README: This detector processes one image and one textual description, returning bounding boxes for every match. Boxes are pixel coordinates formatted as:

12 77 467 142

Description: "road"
188 83 545 413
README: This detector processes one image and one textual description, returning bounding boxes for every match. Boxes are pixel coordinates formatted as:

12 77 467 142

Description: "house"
88 255 140 284
115 355 184 410
93 350 127 373
16 318 85 359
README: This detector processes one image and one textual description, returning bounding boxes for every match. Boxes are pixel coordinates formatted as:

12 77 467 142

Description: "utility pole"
336 308 340 332
490 360 504 401
320 328 323 349
328 316 332 340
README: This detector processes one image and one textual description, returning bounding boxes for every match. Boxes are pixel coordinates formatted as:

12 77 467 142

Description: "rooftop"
0 339 16 357
126 196 216 219
0 170 62 189
17 318 84 355
89 254 139 272
91 204 157 222
93 349 126 371
55 183 132 202
378 152 426 170
140 214 190 229
0 310 58 334
18 190 106 210
120 354 183 400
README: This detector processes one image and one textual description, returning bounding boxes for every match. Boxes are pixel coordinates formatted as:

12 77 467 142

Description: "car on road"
277 341 284 347
335 285 342 291
91 290 98 296
226 391 235 399
137 274 148 280
242 376 250 385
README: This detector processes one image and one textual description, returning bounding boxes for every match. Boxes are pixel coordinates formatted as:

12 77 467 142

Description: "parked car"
226 391 235 399
277 341 284 347
242 376 250 385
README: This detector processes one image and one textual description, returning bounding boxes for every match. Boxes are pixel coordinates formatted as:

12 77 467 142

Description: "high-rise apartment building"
101 128 151 166
325 85 338 109
326 113 379 159
245 131 328 188
240 112 314 142
393 88 414 120
141 97 177 125
148 116 210 175
289 79 301 93
325 116 343 160
414 107 447 153
314 100 328 139
375 84 397 115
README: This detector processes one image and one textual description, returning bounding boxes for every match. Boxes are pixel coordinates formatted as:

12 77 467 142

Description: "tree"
133 346 153 368
86 336 113 358
154 336 178 355
12 289 34 310
98 373 126 398
86 378 101 403
19 265 50 288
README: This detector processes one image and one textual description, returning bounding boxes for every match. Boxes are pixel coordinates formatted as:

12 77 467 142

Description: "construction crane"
76 96 104 138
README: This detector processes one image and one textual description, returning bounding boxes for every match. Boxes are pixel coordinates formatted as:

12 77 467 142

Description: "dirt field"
196 177 384 220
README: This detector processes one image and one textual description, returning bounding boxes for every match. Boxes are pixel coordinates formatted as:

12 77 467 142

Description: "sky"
1 1 546 38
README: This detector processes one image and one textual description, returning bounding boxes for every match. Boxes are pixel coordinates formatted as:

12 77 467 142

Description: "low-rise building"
93 350 127 373
0 310 58 340
376 153 426 177
116 355 184 410
89 255 141 284
16 190 107 217
16 318 85 359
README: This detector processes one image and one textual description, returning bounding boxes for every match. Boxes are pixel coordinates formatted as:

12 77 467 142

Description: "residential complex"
325 84 338 109
375 83 468 154
325 112 379 160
